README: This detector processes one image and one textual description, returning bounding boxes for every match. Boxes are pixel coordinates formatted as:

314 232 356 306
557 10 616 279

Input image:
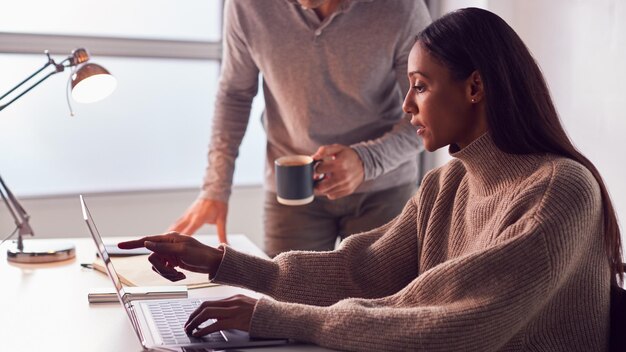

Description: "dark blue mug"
275 155 322 206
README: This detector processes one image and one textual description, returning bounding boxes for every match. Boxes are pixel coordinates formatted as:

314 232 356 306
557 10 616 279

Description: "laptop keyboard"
146 299 226 345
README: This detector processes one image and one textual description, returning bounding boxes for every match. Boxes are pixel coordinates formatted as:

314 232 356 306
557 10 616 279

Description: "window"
0 0 222 41
0 1 266 196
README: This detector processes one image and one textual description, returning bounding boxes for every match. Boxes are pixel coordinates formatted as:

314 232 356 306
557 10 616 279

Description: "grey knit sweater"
213 133 610 351
201 0 431 202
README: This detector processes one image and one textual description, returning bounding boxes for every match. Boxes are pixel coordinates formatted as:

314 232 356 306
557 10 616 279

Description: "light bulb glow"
72 74 117 103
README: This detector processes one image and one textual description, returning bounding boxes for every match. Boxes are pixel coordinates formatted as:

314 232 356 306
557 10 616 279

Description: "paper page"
93 255 217 289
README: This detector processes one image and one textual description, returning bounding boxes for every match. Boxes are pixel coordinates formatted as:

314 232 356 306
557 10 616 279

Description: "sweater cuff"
198 188 230 203
250 296 323 341
351 144 382 181
211 245 276 291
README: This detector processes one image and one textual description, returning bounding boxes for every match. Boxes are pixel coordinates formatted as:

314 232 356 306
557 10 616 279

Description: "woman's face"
402 42 487 152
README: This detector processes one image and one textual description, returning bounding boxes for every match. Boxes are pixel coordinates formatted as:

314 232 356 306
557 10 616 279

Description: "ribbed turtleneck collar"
450 133 545 196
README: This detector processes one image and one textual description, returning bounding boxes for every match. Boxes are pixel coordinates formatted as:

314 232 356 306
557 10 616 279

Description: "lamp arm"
0 69 63 112
0 174 34 251
0 51 70 112
0 60 53 102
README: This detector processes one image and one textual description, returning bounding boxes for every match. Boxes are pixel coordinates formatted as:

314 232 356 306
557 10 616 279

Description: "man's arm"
169 0 260 240
201 0 260 202
351 0 431 182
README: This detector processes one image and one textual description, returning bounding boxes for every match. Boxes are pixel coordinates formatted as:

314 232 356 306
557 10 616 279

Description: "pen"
80 263 93 269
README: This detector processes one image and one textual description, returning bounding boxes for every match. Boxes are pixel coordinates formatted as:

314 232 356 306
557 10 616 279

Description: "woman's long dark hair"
417 8 623 284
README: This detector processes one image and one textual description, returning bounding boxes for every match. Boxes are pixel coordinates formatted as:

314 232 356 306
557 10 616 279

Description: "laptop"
80 195 289 351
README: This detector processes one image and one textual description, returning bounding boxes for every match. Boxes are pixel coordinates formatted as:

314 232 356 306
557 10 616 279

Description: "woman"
120 8 622 351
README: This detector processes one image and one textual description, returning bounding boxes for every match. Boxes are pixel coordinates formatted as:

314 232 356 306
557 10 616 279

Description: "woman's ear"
466 70 484 104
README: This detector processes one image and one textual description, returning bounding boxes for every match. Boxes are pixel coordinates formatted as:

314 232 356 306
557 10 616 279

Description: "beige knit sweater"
213 133 610 351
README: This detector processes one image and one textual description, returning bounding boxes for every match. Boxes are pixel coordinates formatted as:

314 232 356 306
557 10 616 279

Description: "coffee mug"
274 155 321 206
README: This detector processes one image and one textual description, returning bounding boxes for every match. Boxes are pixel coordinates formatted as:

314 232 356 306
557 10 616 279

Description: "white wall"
490 0 626 245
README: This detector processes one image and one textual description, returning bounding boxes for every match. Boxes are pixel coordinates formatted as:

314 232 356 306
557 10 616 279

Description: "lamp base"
6 240 76 264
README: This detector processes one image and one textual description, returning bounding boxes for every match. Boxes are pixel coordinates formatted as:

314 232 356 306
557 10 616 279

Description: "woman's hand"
118 232 224 281
185 295 259 336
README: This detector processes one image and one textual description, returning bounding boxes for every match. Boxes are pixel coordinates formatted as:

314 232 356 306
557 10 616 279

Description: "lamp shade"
71 63 117 103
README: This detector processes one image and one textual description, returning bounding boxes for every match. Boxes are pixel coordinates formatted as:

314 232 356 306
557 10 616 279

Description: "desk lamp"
0 48 116 263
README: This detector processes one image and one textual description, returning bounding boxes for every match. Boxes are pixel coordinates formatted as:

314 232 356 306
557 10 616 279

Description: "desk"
0 235 330 352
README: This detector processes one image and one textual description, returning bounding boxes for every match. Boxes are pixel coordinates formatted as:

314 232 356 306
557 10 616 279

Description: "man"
170 0 431 256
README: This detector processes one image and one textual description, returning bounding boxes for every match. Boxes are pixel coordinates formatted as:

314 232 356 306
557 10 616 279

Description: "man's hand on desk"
169 198 229 244
117 232 224 281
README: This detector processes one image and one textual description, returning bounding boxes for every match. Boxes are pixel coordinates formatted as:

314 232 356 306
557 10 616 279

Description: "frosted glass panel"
0 54 266 197
0 0 222 41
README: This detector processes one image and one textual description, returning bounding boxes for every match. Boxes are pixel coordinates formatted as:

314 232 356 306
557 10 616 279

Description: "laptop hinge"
127 302 148 347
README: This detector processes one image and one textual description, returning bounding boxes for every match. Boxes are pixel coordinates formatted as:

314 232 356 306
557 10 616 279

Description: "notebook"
80 195 289 351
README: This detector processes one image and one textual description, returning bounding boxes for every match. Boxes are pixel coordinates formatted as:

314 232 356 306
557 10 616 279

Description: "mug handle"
313 159 325 186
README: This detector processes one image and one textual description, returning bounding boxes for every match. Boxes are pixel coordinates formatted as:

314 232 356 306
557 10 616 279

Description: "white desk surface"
0 234 331 352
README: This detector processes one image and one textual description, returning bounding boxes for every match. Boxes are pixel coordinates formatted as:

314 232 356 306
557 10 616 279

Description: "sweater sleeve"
248 218 552 351
350 0 431 181
245 161 607 351
200 0 259 202
212 197 420 306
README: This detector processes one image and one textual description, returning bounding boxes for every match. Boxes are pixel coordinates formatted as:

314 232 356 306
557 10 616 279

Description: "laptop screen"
80 195 144 343
80 195 126 302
